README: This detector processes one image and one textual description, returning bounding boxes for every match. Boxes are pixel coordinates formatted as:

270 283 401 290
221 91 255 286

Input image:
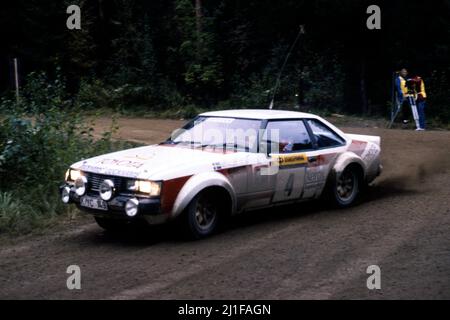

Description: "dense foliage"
0 72 130 234
0 0 448 119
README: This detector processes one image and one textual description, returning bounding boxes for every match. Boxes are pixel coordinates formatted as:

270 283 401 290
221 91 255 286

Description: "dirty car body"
61 110 382 238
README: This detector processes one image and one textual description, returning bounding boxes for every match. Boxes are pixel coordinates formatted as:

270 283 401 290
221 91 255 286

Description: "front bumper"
59 184 168 225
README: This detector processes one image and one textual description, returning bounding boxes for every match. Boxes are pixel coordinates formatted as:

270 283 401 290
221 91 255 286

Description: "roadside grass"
0 136 138 236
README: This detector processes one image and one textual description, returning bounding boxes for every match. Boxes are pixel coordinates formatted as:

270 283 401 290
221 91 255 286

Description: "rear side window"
306 119 345 148
263 120 313 153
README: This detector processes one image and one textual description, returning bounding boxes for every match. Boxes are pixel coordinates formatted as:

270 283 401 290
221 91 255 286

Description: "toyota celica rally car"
61 109 382 238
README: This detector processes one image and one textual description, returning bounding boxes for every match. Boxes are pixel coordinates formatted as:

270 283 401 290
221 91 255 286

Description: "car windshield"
165 116 262 153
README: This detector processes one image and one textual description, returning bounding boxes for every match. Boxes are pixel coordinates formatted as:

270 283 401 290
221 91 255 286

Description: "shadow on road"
80 223 174 247
74 171 427 247
75 200 358 247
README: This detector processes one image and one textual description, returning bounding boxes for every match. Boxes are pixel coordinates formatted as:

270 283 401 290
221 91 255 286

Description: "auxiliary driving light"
99 179 114 201
125 198 139 217
74 176 87 196
61 186 71 204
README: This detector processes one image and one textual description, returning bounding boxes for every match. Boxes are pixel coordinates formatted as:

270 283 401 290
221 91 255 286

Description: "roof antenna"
269 25 305 110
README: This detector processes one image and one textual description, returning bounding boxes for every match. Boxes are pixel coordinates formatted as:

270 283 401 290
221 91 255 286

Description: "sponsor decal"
274 153 308 167
96 158 146 169
305 168 325 183
361 144 379 163
79 164 140 178
123 154 155 161
212 162 222 170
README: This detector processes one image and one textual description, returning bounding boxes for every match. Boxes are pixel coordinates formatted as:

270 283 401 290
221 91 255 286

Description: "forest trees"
0 0 449 119
174 0 224 104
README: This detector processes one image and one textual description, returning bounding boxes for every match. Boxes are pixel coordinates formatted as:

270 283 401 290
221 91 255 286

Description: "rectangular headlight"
127 180 161 196
65 169 81 182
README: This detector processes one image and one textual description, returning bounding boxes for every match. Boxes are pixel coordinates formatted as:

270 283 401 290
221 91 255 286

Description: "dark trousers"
400 100 410 122
417 100 426 129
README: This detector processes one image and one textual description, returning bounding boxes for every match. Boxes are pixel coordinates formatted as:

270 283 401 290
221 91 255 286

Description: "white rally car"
61 109 382 238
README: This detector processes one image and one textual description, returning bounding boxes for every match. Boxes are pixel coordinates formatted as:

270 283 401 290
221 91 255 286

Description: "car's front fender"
171 171 237 218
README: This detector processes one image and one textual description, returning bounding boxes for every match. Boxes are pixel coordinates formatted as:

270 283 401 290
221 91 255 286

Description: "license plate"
80 196 108 211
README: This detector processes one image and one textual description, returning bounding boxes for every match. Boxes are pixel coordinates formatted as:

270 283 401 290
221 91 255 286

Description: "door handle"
308 156 318 163
254 165 268 172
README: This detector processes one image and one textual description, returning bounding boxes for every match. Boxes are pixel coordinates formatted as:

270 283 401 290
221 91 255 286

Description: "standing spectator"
395 68 409 125
412 76 427 130
395 68 428 130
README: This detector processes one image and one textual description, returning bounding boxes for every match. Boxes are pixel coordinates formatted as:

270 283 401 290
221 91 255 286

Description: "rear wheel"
327 165 362 208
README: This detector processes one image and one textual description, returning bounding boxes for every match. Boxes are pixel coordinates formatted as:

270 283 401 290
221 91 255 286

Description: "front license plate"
80 196 108 211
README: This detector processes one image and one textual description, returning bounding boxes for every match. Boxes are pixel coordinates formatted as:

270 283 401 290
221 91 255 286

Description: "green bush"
0 71 127 235
75 79 118 110
0 192 40 234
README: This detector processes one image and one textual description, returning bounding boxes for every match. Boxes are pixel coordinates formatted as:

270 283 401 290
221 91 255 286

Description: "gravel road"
1 118 449 299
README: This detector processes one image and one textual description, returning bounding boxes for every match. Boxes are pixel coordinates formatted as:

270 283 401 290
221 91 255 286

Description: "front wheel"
326 165 362 208
180 191 221 239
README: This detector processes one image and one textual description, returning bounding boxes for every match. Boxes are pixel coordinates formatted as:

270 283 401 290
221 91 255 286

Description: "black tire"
180 190 222 239
325 165 362 208
94 217 131 232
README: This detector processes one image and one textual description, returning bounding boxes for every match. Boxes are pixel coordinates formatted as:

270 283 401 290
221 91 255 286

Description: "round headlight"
125 198 139 217
75 176 87 196
61 186 71 204
99 179 114 201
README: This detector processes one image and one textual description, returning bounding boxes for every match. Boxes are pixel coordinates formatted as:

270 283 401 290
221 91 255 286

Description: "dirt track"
1 117 450 299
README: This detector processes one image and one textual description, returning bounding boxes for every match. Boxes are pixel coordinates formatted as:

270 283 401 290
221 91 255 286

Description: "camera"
405 76 422 94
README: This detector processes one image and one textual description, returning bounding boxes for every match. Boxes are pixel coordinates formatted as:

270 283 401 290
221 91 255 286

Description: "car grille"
85 172 126 192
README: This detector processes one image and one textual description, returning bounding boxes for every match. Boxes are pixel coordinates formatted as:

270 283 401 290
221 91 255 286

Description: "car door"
263 119 315 203
243 153 275 209
301 118 347 199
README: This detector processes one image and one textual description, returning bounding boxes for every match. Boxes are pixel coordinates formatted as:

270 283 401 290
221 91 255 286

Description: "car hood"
71 144 259 181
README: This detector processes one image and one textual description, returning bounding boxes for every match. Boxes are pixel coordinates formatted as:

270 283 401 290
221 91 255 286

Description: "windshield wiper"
166 140 250 152
164 140 202 145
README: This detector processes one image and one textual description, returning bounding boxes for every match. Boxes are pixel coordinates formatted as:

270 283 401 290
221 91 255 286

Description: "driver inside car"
281 138 294 153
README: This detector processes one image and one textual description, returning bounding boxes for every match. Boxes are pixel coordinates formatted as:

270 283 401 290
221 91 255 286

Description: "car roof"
200 109 350 143
199 109 319 120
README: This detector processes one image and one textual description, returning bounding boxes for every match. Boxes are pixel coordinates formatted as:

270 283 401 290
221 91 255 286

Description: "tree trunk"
360 58 368 115
195 0 202 57
98 0 104 20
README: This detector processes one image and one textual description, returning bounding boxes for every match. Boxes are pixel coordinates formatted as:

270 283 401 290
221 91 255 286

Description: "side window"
306 119 345 148
264 120 313 154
